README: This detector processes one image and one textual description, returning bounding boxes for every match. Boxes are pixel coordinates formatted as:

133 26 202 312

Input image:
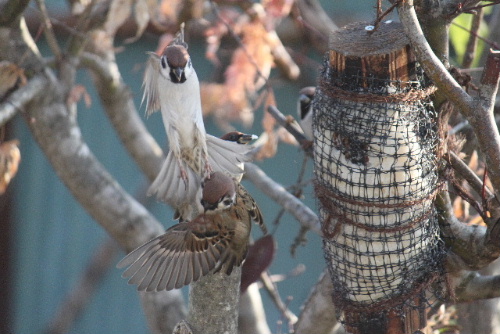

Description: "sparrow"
172 131 258 221
143 30 252 218
117 172 267 291
297 86 315 140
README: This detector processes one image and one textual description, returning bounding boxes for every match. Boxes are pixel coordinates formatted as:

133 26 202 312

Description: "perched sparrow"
117 172 267 291
172 131 258 221
297 86 315 140
143 33 251 217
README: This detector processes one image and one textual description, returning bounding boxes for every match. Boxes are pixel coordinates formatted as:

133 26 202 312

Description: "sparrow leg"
177 158 189 189
203 152 213 178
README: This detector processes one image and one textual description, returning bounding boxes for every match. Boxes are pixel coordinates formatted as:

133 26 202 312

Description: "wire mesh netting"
313 54 446 329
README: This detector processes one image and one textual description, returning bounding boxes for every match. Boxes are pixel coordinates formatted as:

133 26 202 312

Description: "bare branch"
462 7 483 68
267 105 313 157
398 1 500 200
295 270 339 334
81 51 164 182
0 0 30 26
260 271 298 329
244 162 321 235
140 291 187 334
443 151 500 220
0 74 45 126
187 269 242 334
436 191 500 271
455 270 500 302
239 283 272 334
296 0 337 40
35 0 62 61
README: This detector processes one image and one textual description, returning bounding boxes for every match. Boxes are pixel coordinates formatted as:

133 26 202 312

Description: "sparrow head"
160 45 193 84
220 131 258 145
200 172 236 213
298 86 316 121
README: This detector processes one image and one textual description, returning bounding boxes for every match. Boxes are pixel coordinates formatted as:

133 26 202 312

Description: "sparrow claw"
203 160 213 179
180 168 189 190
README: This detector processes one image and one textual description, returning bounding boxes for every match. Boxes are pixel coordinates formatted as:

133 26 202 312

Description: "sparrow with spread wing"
143 30 252 218
117 172 267 291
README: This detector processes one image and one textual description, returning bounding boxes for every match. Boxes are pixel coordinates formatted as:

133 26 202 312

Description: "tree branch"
295 269 339 334
81 51 164 182
455 270 500 302
244 162 321 235
436 191 500 271
398 1 500 200
187 269 242 334
0 74 45 126
239 283 272 334
296 0 337 41
0 0 31 26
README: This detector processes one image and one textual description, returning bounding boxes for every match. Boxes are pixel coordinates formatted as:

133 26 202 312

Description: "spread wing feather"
117 216 234 291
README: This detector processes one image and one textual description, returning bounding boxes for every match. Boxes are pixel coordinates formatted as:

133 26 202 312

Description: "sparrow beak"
173 67 184 82
237 134 258 145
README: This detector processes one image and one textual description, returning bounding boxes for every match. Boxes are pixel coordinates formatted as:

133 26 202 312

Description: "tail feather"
148 152 201 209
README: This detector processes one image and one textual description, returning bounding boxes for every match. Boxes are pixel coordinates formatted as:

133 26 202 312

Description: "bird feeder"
313 21 445 334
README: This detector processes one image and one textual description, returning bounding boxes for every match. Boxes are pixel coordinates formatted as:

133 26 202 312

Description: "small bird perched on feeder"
297 86 316 140
143 27 251 219
117 172 267 291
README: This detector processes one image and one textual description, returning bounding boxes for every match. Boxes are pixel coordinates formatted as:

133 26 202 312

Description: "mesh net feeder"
313 22 446 334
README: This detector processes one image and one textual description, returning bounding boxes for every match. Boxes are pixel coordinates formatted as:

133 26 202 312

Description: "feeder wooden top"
329 21 409 57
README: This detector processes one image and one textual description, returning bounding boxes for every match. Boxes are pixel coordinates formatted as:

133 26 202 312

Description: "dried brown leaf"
241 235 275 292
453 196 465 220
0 61 27 98
160 0 182 21
0 140 21 194
67 85 92 107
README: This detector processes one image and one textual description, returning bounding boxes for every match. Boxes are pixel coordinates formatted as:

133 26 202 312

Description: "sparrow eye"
160 56 167 69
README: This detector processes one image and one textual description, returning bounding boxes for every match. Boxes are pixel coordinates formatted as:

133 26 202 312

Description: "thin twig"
444 151 497 207
451 21 500 50
34 0 62 60
462 0 500 14
244 162 321 235
370 0 399 35
462 7 483 69
267 105 313 157
260 271 298 327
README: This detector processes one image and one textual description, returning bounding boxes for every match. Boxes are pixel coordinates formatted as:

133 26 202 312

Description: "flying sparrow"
297 86 315 140
143 31 251 218
117 172 267 291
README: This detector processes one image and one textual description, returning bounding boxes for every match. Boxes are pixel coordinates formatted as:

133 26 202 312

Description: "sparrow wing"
142 52 161 116
117 215 235 291
206 134 252 177
237 184 267 235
